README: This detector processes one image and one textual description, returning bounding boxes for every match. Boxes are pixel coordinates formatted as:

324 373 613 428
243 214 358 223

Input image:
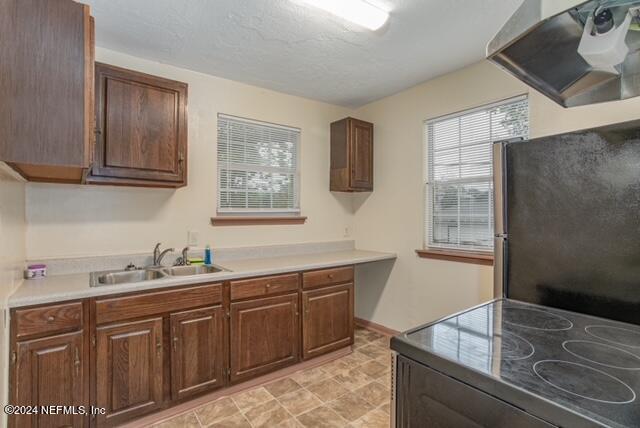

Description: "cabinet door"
349 119 373 190
302 283 354 360
11 331 86 428
230 294 299 383
170 306 226 400
96 318 163 427
90 63 188 187
0 0 93 183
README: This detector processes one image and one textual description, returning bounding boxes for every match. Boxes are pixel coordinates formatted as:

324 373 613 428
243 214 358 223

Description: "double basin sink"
90 264 228 287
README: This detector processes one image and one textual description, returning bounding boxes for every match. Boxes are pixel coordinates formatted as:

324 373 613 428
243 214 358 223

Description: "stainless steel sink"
90 264 229 287
90 269 167 287
163 264 227 276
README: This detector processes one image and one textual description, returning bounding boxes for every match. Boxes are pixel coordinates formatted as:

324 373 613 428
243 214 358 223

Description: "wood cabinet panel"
95 283 222 325
302 266 354 290
330 117 373 192
88 63 188 187
230 273 299 301
230 293 299 383
302 283 354 359
170 306 226 400
0 0 93 183
95 318 163 427
14 302 83 340
10 331 86 428
350 119 374 190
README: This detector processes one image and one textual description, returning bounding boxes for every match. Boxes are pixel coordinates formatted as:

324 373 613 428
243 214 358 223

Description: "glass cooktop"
392 299 640 428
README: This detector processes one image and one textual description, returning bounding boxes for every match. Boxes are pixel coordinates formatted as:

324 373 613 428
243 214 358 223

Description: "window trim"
216 114 302 218
421 95 528 259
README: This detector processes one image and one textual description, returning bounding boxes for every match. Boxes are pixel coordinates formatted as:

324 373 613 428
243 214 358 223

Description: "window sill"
211 216 307 226
415 249 494 266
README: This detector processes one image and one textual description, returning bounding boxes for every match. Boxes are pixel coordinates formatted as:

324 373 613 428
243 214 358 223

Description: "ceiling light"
297 0 389 31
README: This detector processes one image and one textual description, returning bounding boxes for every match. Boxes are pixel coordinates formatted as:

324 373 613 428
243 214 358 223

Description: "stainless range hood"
487 0 640 107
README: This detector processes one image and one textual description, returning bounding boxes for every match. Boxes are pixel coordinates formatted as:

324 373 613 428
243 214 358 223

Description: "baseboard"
119 346 352 427
355 317 400 336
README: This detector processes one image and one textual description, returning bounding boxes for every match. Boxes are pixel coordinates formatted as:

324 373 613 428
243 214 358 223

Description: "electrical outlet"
187 230 199 246
344 227 350 238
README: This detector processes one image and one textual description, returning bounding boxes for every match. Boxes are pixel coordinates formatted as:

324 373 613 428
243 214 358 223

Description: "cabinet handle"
173 336 179 351
74 347 80 376
156 338 162 355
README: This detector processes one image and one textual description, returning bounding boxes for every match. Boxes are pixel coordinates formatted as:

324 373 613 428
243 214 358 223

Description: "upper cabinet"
87 63 188 187
330 117 374 192
0 0 94 183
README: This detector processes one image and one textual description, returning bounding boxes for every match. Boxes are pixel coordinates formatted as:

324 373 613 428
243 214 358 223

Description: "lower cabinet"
230 293 299 383
9 266 357 427
170 306 226 400
11 331 86 428
302 282 354 359
95 318 163 427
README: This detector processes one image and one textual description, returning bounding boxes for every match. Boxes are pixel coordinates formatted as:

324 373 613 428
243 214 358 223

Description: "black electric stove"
391 299 640 427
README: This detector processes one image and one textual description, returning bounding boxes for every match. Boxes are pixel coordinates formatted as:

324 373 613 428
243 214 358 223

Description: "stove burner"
497 332 534 361
585 325 640 349
533 360 636 404
562 340 640 370
502 307 573 331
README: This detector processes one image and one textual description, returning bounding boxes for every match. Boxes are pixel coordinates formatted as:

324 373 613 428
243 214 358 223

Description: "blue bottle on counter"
204 245 212 265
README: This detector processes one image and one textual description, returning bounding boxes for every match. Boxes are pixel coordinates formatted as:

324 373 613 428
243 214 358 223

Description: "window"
217 114 300 215
424 96 528 253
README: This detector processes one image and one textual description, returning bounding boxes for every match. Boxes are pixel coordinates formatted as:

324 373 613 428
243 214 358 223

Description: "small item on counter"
204 245 212 265
24 264 47 279
189 258 204 265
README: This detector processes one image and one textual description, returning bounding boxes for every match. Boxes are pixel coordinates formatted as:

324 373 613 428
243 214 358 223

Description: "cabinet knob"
47 315 55 322
328 274 334 280
265 283 271 289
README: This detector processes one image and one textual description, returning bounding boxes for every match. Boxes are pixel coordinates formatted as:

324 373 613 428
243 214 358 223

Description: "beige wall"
25 48 354 259
352 60 640 331
0 167 26 421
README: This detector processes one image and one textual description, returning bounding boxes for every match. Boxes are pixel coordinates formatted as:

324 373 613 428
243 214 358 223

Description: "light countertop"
9 249 396 308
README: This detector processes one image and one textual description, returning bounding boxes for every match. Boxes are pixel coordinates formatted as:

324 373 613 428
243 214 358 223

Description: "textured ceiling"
84 0 523 107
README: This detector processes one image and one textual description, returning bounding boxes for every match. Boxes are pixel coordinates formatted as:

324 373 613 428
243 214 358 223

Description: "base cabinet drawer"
170 306 227 400
10 331 87 428
302 283 354 359
95 318 163 427
230 293 299 383
14 302 83 339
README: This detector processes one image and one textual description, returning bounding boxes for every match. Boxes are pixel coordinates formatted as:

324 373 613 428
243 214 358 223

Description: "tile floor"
150 326 392 428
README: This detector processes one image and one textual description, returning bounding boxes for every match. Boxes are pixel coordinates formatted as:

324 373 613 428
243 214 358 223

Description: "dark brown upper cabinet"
87 63 188 188
330 117 374 192
0 0 95 183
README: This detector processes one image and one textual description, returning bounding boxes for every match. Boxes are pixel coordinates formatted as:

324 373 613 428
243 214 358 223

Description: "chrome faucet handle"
124 262 137 271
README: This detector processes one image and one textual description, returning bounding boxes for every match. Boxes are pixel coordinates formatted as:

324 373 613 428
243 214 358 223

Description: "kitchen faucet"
152 242 174 267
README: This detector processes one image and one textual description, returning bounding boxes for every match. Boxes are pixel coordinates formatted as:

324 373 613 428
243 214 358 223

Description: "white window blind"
425 96 528 252
217 114 300 214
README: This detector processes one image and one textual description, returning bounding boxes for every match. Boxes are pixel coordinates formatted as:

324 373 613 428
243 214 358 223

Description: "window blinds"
425 96 528 252
217 114 300 213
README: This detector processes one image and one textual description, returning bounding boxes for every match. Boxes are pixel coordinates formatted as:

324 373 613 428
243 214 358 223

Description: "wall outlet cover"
187 230 199 246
